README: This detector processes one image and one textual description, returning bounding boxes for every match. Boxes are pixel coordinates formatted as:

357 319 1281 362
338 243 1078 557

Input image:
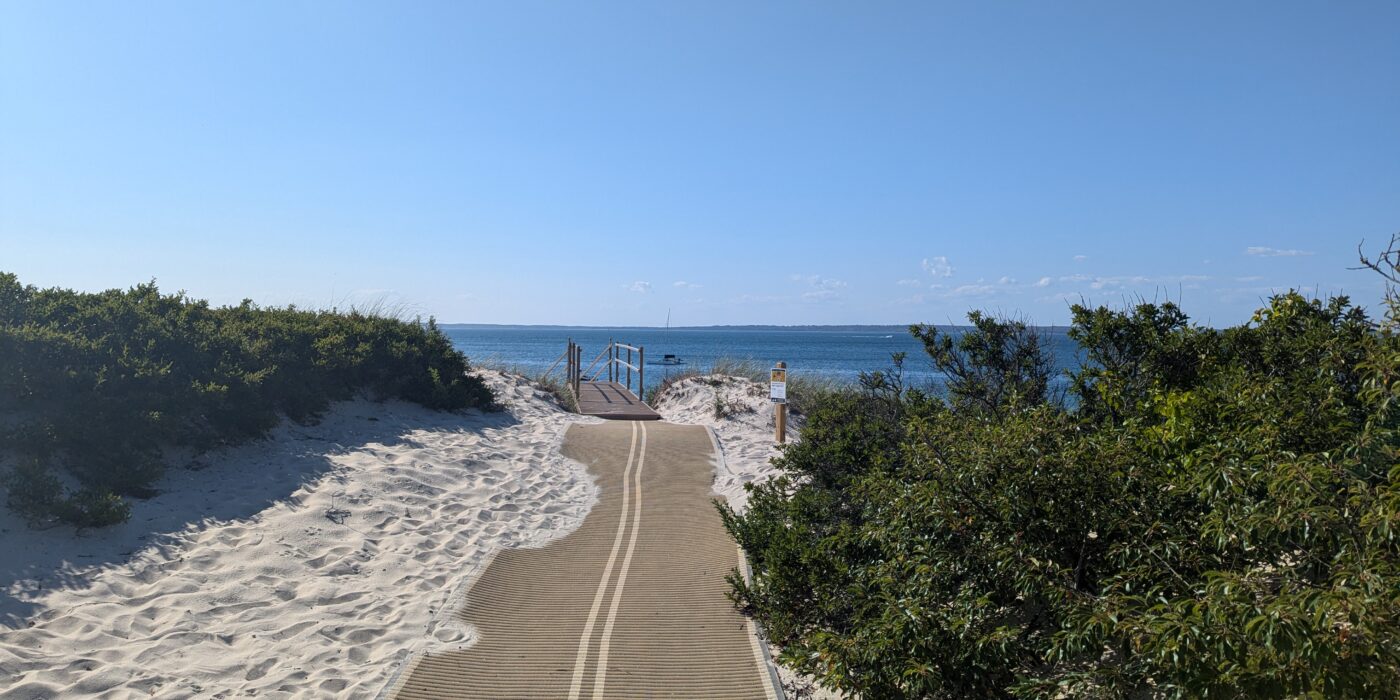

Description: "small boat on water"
648 309 685 365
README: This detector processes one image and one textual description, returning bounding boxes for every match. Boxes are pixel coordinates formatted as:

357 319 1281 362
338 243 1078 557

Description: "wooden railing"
557 338 645 400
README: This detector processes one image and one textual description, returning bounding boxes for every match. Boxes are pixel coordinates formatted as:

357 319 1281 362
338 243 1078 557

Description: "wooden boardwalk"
385 421 783 699
575 381 660 421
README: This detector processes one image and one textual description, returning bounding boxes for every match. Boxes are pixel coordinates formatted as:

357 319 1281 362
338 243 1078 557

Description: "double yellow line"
567 421 648 700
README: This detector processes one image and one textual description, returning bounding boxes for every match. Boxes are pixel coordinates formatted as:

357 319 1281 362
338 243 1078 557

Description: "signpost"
771 362 787 444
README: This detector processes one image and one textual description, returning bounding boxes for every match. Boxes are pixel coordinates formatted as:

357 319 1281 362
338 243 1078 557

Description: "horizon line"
437 322 1074 331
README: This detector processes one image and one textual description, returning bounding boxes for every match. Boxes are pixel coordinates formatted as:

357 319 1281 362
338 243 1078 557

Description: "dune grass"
475 361 579 413
644 357 844 417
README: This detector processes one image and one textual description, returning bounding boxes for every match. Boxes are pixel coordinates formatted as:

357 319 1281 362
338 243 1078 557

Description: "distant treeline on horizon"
439 323 1074 333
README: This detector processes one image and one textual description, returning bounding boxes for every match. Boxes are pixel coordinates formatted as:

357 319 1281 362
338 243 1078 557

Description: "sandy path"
386 421 779 699
0 371 598 699
0 372 808 699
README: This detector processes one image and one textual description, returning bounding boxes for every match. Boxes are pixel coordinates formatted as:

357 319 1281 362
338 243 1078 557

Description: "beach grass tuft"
645 357 845 417
477 361 579 413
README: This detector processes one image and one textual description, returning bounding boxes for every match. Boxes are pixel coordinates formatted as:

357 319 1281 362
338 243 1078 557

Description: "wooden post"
775 361 787 444
627 346 633 392
608 339 615 383
639 346 645 401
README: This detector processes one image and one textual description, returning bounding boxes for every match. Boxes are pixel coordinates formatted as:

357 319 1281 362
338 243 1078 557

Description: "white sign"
770 367 787 404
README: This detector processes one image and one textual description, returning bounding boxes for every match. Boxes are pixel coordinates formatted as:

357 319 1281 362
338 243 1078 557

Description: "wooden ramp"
385 421 782 700
575 381 660 421
559 340 660 421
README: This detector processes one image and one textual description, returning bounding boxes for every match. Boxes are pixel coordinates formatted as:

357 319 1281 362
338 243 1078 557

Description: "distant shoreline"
440 323 1073 333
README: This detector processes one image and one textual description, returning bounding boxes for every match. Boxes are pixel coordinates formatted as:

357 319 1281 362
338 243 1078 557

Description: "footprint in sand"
234 657 278 684
313 591 365 607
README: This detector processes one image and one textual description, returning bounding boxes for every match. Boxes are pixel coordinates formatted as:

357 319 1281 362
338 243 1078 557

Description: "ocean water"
442 325 1084 390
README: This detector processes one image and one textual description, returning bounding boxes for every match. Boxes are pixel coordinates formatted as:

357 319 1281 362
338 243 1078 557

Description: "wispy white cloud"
802 290 841 302
1089 275 1151 290
1073 255 1088 262
1034 276 1052 288
922 256 954 277
673 280 702 289
628 281 652 293
791 274 847 290
1084 274 1211 291
730 293 788 304
790 274 847 303
896 278 923 287
1037 291 1086 304
1246 246 1314 257
998 276 1016 285
948 284 997 297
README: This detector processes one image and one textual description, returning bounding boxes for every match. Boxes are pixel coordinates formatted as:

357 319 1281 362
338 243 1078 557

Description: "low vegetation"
477 361 579 412
722 244 1400 698
0 273 494 527
646 357 841 418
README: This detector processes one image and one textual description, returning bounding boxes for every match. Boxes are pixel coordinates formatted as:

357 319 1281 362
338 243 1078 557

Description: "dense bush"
724 259 1399 697
0 273 494 526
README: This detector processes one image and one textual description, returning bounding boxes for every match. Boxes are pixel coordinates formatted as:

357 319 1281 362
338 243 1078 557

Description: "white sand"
0 371 819 699
651 375 794 513
0 370 598 699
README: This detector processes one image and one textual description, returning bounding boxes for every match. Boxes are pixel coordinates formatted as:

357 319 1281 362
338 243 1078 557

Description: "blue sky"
2 2 1396 326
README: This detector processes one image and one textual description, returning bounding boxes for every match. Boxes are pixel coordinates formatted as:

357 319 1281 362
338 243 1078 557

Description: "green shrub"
3 458 63 525
726 284 1400 697
0 273 494 527
52 488 132 528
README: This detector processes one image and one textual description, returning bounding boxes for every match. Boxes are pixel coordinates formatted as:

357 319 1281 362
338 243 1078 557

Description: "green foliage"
0 273 493 527
3 458 63 525
52 488 132 528
912 312 1058 416
1067 301 1215 421
726 290 1400 698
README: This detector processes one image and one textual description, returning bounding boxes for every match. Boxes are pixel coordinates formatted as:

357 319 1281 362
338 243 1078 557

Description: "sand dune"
652 375 793 513
0 371 598 699
0 371 804 699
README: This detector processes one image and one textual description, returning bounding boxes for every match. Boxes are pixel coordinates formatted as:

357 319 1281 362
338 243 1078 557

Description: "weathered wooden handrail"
573 343 582 396
561 339 585 398
543 348 569 378
581 344 611 380
592 356 639 381
562 339 645 401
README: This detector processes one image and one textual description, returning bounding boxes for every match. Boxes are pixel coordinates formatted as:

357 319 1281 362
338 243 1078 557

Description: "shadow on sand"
0 400 520 628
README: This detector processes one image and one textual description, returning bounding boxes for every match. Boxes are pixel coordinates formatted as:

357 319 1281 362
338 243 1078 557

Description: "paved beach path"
386 420 782 699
